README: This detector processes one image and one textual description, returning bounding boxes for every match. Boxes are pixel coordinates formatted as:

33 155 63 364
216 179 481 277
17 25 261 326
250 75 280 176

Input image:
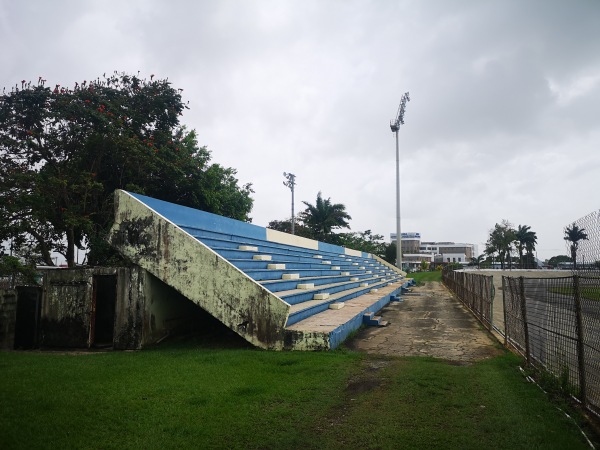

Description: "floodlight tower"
283 172 296 234
390 92 410 270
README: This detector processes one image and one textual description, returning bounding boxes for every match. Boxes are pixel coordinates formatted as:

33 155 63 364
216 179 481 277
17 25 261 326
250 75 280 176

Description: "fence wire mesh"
503 275 600 416
566 209 600 274
442 269 494 330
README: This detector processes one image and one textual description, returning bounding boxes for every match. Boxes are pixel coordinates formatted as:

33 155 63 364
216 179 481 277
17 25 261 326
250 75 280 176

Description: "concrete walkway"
347 281 503 362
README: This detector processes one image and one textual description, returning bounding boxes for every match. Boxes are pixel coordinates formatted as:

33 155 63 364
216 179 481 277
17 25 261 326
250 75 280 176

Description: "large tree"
546 255 572 268
486 220 516 270
298 192 351 243
564 223 588 271
0 72 253 267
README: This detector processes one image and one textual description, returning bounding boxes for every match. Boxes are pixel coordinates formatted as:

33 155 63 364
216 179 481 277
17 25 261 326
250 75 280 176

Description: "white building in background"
390 232 477 270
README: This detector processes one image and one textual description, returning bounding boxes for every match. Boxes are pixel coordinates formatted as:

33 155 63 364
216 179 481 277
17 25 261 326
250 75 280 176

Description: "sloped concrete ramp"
108 190 290 349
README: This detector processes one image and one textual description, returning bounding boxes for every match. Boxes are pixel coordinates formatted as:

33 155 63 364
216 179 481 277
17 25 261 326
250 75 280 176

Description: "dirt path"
347 281 503 362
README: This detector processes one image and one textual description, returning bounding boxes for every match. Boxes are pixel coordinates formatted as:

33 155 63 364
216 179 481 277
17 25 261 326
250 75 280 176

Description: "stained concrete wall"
39 266 207 349
0 290 17 350
141 271 211 345
41 269 95 347
108 190 291 350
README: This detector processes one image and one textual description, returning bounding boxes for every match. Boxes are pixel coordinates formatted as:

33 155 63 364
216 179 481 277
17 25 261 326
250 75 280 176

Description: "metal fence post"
572 275 588 406
519 277 531 364
502 277 508 346
488 276 493 331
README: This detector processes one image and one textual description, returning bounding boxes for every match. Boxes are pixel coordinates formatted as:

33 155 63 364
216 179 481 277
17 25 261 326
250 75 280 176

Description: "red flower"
85 100 90 103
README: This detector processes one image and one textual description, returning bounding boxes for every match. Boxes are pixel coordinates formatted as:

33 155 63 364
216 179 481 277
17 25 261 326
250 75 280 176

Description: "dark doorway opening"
92 275 117 347
14 286 42 349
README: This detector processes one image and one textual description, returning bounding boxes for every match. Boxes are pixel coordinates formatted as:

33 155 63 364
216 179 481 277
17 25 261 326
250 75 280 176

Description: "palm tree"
564 223 588 271
299 192 351 242
524 231 538 268
515 225 537 268
469 255 485 269
487 221 515 269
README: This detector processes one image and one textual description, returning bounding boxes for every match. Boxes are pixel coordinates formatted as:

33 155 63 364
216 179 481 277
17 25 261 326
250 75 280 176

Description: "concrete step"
284 281 403 350
363 312 383 326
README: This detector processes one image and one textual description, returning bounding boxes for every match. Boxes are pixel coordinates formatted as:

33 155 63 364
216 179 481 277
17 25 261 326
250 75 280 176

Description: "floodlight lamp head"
283 172 296 189
390 91 410 133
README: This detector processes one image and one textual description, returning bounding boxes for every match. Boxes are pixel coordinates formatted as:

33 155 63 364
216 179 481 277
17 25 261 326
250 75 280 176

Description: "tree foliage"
0 72 253 267
267 218 313 239
515 224 538 269
267 194 394 260
485 220 516 270
546 255 572 268
564 223 588 270
485 221 538 269
336 230 387 258
0 255 37 285
298 192 351 243
468 255 485 268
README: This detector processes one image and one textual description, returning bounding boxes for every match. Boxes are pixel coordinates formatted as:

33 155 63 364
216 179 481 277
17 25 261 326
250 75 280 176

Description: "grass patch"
407 270 442 284
549 286 600 301
315 352 594 449
0 346 594 449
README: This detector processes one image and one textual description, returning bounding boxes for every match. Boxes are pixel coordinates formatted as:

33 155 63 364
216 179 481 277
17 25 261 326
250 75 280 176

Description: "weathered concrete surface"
285 281 403 351
108 190 290 350
347 281 503 362
41 270 94 348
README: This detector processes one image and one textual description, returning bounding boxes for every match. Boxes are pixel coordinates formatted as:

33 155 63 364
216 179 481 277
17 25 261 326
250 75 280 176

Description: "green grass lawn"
549 286 600 301
0 342 594 449
406 270 442 284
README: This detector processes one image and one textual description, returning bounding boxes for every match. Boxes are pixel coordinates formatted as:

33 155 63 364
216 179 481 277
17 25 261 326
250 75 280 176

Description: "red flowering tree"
0 72 253 267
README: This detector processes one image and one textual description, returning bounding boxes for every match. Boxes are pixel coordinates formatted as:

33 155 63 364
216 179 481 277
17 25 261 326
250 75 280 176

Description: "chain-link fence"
565 209 600 274
503 275 600 416
442 268 495 331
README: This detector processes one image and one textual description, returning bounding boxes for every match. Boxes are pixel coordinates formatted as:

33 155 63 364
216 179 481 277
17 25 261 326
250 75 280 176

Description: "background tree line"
479 220 589 270
268 191 394 263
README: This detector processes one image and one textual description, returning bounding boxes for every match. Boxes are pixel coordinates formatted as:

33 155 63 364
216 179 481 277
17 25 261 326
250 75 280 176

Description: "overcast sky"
2 0 599 260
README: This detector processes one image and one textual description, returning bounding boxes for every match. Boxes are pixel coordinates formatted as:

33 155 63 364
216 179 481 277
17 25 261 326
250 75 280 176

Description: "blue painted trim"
328 294 391 349
318 241 346 254
127 191 267 241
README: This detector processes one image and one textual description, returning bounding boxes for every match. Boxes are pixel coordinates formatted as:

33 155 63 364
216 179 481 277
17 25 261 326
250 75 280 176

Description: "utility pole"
390 92 410 270
283 172 296 235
